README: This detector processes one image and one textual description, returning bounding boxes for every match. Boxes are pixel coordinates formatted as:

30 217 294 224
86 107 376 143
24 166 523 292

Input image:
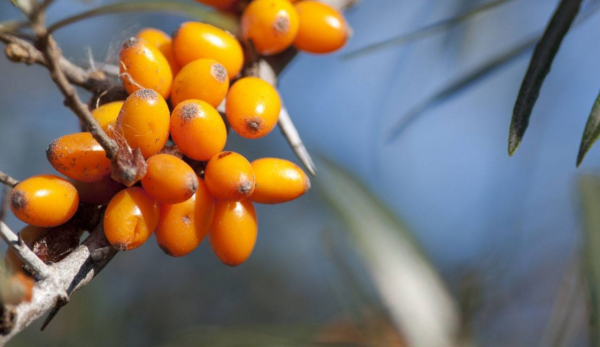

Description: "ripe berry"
226 77 281 139
241 0 299 55
10 272 34 303
209 199 257 266
47 132 111 182
293 1 349 54
116 89 170 159
4 225 44 274
104 187 159 251
170 58 229 108
136 28 180 75
119 37 173 99
250 158 310 204
71 176 125 205
142 154 198 204
10 175 79 228
155 179 215 257
170 100 227 161
173 22 244 77
193 0 237 10
91 101 123 132
204 151 255 201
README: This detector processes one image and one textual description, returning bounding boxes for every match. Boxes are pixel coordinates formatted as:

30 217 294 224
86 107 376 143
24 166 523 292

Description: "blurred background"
2 0 600 345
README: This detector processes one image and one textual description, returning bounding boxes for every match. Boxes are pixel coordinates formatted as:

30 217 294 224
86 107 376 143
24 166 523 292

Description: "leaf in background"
578 175 600 346
577 91 600 166
342 0 514 60
315 158 460 347
9 0 35 15
508 0 582 156
386 36 536 142
48 1 239 35
0 20 24 35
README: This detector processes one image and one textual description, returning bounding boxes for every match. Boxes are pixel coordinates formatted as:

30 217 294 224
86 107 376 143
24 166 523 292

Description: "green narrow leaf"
577 91 600 166
508 0 582 156
578 175 600 345
342 0 514 60
315 158 460 347
0 20 25 34
47 1 239 35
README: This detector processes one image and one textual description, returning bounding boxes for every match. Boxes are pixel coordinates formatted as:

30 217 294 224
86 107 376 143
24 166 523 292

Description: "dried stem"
0 171 18 188
0 222 50 280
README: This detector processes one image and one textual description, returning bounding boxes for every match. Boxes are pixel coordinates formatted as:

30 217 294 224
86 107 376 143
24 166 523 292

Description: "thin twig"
0 171 18 188
278 105 317 175
0 222 50 280
0 186 11 222
30 23 118 158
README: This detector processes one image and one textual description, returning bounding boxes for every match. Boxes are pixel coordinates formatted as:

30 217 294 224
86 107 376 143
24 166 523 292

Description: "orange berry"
225 77 281 139
293 1 349 54
4 225 44 274
91 101 123 132
136 28 180 75
209 199 257 266
11 272 34 302
104 187 158 251
47 132 111 183
173 22 244 77
250 158 310 204
71 176 125 205
171 58 229 108
155 179 215 257
193 0 237 10
204 151 255 200
170 100 227 161
116 89 171 158
241 0 299 55
10 175 79 228
119 37 173 99
142 154 198 204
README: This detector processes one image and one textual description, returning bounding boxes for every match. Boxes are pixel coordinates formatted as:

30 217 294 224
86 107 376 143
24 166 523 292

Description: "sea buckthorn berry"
91 101 123 132
119 37 173 99
47 132 111 183
241 0 299 55
136 28 180 76
204 151 255 201
104 187 159 251
173 22 244 78
225 77 281 139
10 175 79 228
4 225 44 274
209 199 257 266
155 179 215 257
194 0 237 10
116 89 170 158
142 154 198 204
250 158 310 204
171 58 229 108
11 272 34 302
293 1 349 54
170 100 227 161
71 176 125 205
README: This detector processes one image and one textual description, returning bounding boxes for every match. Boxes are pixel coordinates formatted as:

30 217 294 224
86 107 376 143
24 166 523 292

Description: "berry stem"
0 170 18 188
0 221 50 280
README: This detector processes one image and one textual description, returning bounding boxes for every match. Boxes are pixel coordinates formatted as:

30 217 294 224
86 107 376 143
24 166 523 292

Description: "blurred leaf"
9 0 35 15
315 158 459 347
577 91 600 166
343 0 514 60
47 1 239 35
0 20 26 34
386 36 536 142
578 175 600 345
508 0 582 156
163 325 319 347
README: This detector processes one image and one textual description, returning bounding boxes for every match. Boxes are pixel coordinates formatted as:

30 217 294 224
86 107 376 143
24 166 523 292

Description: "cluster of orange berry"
4 0 349 284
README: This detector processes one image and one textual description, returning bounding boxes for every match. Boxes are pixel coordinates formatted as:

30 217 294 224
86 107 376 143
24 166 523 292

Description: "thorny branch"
0 0 355 343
